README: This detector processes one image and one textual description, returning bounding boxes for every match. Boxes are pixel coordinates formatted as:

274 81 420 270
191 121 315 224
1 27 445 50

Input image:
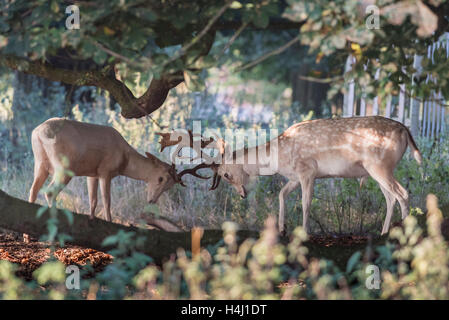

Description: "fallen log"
0 189 258 264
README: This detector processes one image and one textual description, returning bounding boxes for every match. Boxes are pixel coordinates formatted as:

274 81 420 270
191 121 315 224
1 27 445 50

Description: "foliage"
1 199 449 300
0 0 286 97
284 0 449 103
2 1 447 119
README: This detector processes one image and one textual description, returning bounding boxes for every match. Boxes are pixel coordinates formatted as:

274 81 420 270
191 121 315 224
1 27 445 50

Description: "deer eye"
224 173 229 179
158 177 163 183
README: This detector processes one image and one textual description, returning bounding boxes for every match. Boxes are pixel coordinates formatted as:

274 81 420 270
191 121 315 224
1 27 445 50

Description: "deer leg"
299 175 315 234
379 185 396 235
395 183 409 220
26 165 49 243
278 180 300 234
87 177 99 220
99 177 112 222
29 165 49 203
364 165 409 235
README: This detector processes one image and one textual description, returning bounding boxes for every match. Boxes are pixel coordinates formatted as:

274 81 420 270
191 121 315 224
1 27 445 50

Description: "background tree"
0 0 303 118
2 1 447 120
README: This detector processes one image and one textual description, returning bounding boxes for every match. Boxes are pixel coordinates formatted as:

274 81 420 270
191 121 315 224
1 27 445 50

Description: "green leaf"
47 222 58 241
102 234 119 247
36 206 48 219
230 1 243 9
33 261 65 285
50 1 59 13
190 55 217 69
0 18 9 33
253 12 270 29
330 34 346 50
131 8 157 22
58 233 73 247
346 251 362 273
62 209 74 225
183 70 205 91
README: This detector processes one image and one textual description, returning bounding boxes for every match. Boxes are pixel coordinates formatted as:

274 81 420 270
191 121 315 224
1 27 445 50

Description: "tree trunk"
10 71 58 147
291 67 329 118
0 189 257 265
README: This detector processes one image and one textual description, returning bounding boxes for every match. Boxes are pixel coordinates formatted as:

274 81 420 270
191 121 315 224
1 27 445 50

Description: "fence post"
426 99 432 138
441 107 446 142
385 96 392 118
372 68 380 116
343 55 356 117
431 93 437 140
422 100 428 138
398 83 405 123
410 55 422 137
436 92 441 139
359 64 368 117
360 95 366 116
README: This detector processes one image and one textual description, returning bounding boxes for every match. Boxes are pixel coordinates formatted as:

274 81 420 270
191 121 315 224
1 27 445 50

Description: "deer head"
143 152 180 203
208 138 250 198
155 130 214 187
157 130 250 198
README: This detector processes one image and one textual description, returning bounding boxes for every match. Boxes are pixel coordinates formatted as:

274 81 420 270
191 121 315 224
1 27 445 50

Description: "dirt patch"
0 231 113 280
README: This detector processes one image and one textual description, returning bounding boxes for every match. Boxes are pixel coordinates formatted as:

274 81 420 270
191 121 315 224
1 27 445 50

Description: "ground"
0 227 383 280
0 230 112 280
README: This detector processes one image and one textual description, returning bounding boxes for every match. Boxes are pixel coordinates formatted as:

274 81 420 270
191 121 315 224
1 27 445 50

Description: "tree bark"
0 189 257 265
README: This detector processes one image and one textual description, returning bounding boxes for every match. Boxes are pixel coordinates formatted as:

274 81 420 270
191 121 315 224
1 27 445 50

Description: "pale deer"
28 118 207 222
180 116 422 235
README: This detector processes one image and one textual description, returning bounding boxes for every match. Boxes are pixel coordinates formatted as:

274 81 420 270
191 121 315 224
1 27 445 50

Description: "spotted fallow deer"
186 116 422 235
28 118 208 221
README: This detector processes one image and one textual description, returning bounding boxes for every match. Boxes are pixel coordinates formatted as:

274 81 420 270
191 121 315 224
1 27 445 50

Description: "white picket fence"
343 34 448 140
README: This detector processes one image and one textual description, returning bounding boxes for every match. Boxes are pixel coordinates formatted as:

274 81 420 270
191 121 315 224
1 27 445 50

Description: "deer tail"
405 127 422 165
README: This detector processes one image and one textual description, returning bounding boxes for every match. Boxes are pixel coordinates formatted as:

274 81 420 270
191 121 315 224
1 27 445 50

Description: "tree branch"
0 55 183 119
158 0 233 69
219 21 250 57
236 35 300 72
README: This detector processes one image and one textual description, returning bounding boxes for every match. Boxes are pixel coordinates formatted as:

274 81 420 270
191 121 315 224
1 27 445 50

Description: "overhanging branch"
0 55 182 119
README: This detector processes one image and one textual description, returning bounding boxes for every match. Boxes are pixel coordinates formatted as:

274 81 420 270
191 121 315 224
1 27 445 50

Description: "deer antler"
177 162 214 186
209 169 222 190
155 132 182 152
157 130 224 188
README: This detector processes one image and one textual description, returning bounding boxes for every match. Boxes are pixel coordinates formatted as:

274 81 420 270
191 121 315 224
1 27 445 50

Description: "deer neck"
122 150 159 182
